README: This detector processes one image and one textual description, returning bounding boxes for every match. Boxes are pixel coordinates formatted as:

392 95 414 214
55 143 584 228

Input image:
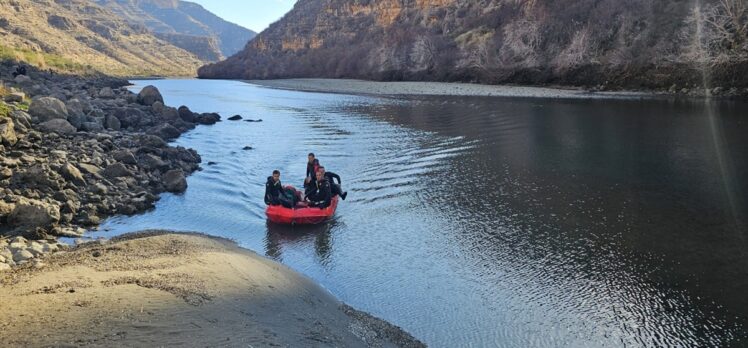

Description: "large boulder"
81 121 104 132
112 149 137 165
98 87 115 99
149 123 181 141
137 86 163 106
59 163 85 186
163 169 187 193
137 134 168 148
28 97 69 123
38 119 76 134
0 119 17 146
14 74 31 85
160 106 179 121
8 198 61 229
177 106 195 123
196 113 220 125
113 107 148 129
102 162 133 178
104 114 121 131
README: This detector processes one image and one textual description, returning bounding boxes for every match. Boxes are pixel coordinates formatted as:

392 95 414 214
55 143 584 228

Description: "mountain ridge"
198 0 748 92
96 0 256 59
0 0 203 76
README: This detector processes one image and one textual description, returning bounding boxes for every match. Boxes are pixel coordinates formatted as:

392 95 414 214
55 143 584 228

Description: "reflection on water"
91 79 748 347
265 220 335 264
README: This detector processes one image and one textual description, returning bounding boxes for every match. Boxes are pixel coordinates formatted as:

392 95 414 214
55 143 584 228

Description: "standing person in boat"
304 153 319 188
306 169 332 209
265 170 298 208
317 166 348 200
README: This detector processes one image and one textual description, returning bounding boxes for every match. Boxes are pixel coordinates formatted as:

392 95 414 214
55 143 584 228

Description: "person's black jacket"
264 176 284 205
324 171 341 185
305 160 319 185
307 178 331 208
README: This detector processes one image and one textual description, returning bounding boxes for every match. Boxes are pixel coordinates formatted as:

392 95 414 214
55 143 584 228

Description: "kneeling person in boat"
318 166 348 200
305 170 332 209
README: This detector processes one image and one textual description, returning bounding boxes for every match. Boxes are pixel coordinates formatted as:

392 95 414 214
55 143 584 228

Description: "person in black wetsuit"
304 153 317 186
317 166 347 200
305 170 332 209
265 170 284 206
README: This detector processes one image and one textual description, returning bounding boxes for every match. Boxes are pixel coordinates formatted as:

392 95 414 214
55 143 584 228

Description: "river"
89 79 748 347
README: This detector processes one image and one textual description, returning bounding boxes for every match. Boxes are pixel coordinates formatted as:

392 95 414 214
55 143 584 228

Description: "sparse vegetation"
0 45 95 75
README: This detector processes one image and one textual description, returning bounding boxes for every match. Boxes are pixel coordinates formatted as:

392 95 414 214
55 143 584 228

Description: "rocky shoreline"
0 61 222 269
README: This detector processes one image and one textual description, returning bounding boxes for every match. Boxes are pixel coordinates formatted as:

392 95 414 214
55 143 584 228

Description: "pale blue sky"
189 0 297 33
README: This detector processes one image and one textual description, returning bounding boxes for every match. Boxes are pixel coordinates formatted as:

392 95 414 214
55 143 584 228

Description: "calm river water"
92 79 748 347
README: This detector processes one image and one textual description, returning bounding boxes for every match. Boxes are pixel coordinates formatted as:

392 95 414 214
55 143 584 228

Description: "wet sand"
0 231 424 347
249 78 652 99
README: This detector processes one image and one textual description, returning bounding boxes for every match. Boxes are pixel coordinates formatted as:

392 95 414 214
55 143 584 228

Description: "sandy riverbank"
0 231 424 347
249 78 653 99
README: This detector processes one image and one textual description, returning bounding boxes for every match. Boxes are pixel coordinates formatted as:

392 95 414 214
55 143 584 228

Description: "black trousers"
331 183 343 197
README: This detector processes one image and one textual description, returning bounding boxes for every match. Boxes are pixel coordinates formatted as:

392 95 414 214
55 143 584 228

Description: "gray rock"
99 87 115 99
149 123 181 140
10 110 32 129
38 119 76 134
81 121 104 132
160 106 179 122
151 101 165 114
66 98 87 115
29 97 69 122
67 113 84 130
14 74 31 84
139 153 168 171
0 201 15 219
60 163 85 185
102 163 133 178
196 113 220 125
178 106 195 122
112 150 137 165
163 169 187 193
0 119 17 146
4 92 24 103
137 85 163 106
77 163 101 175
137 134 167 148
12 249 34 262
104 114 121 131
8 198 61 229
228 115 243 121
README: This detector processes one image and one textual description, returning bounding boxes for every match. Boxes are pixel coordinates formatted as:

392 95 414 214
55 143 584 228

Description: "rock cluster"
0 236 68 271
0 63 222 266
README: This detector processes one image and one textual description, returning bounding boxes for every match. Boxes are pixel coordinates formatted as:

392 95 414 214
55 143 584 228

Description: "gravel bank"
248 78 655 99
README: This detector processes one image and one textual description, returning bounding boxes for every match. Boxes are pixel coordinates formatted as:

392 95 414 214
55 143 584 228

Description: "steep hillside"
198 0 748 92
97 0 256 59
0 0 202 76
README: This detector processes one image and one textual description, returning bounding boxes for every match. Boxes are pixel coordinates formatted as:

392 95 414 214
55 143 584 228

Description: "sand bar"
0 231 424 347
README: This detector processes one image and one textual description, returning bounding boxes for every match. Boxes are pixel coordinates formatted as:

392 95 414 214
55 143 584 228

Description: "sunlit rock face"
198 0 748 92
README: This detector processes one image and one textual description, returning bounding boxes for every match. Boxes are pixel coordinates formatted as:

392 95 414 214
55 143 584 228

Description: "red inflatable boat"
266 190 339 225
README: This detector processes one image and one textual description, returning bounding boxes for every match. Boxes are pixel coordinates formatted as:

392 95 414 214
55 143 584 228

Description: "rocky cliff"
0 0 203 76
199 0 748 92
97 0 256 60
